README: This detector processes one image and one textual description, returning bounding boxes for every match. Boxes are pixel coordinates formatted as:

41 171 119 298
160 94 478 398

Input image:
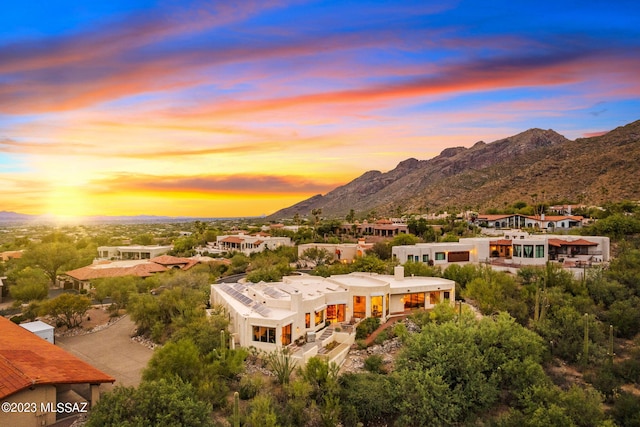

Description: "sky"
1 0 639 218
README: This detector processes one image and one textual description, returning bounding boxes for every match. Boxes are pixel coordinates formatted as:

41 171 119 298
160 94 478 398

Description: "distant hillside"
269 120 640 219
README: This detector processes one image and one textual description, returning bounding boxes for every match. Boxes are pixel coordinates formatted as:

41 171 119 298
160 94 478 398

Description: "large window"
253 326 276 343
305 313 310 328
429 292 440 305
315 309 325 326
386 294 390 316
281 324 292 345
371 296 383 318
353 296 366 318
422 254 429 263
326 304 346 323
435 252 446 261
404 293 425 309
523 245 534 258
535 245 545 258
513 244 522 257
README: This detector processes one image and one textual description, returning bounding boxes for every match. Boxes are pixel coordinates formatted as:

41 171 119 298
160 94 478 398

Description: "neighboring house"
211 268 455 363
0 316 115 427
392 231 609 271
341 219 409 237
475 214 583 230
0 250 23 262
63 255 199 290
297 240 373 264
96 245 172 261
206 233 293 255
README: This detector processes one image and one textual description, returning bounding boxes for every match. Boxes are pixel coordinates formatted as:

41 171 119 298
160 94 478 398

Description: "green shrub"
374 329 389 345
364 354 385 373
355 317 380 340
238 374 263 400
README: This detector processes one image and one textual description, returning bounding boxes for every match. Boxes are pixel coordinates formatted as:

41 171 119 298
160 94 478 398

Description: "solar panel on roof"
232 283 247 292
277 284 298 294
263 286 286 298
252 302 272 317
218 283 254 306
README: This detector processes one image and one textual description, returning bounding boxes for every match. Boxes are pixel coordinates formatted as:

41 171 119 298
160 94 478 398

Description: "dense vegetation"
2 205 640 426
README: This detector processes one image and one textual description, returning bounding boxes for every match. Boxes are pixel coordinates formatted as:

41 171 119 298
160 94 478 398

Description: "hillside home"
0 250 23 261
297 240 373 264
211 268 454 363
340 219 409 237
392 231 609 270
475 214 583 230
63 255 199 290
208 233 293 255
0 317 115 427
96 245 172 260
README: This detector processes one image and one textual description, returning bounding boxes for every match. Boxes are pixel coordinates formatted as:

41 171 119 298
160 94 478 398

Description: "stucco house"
392 231 609 271
63 255 199 290
96 245 172 260
297 240 373 264
207 233 293 255
475 214 583 230
0 316 115 427
211 268 454 363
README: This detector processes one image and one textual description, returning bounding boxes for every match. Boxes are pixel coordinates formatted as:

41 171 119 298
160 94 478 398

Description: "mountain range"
270 119 640 219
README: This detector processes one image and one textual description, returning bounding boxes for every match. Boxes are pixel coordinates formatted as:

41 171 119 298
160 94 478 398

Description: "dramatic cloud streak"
1 0 639 216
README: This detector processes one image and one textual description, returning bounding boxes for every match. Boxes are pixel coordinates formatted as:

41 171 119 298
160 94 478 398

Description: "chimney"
541 213 545 221
394 266 404 281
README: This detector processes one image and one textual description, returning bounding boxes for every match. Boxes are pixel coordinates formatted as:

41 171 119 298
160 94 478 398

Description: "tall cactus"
583 313 589 366
220 329 226 360
233 391 240 427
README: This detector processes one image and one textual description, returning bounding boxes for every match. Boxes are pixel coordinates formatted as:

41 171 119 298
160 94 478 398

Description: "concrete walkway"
56 315 153 390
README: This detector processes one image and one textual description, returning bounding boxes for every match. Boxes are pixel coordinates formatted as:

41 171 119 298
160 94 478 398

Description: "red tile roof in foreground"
548 238 598 247
0 317 114 399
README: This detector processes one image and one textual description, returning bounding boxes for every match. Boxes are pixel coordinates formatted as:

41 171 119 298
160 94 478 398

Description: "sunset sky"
1 1 639 218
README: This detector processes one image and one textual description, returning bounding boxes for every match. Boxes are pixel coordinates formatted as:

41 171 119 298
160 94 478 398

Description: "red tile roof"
221 236 245 244
526 215 583 221
548 238 598 247
477 214 514 221
65 262 167 281
0 317 114 399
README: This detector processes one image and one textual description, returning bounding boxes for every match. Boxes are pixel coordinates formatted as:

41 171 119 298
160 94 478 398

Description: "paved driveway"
56 315 153 390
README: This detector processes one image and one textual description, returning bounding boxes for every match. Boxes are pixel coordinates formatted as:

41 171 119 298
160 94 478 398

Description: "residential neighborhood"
1 199 639 426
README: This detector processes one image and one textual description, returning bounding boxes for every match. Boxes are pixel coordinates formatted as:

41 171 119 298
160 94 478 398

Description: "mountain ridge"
269 120 640 219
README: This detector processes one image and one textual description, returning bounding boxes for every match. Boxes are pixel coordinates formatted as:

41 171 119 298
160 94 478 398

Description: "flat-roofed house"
392 232 609 271
0 316 115 427
96 245 173 261
211 268 454 363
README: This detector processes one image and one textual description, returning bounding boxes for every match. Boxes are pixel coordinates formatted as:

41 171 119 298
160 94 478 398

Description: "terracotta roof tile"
221 236 245 244
0 317 114 399
548 238 598 247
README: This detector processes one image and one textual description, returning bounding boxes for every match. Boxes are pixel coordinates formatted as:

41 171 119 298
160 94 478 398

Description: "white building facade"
211 269 455 354
392 231 610 269
97 245 172 260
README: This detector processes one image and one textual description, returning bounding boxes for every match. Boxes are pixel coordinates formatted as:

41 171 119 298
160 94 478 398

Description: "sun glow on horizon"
1 1 639 217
